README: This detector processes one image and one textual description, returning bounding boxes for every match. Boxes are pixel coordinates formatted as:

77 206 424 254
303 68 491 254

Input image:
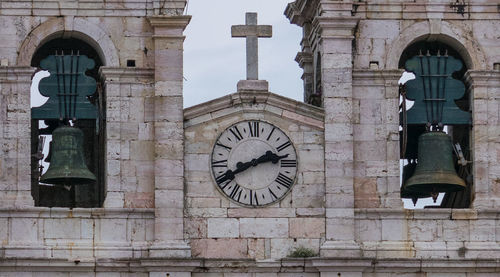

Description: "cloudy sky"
183 0 303 108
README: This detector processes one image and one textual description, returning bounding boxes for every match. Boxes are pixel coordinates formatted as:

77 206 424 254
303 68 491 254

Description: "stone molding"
385 19 486 70
0 66 36 79
286 0 499 25
16 17 119 67
184 91 324 129
464 70 500 88
0 207 154 218
352 69 404 85
0 0 186 17
295 51 313 69
99 67 155 83
147 15 191 35
311 17 358 40
1 256 499 274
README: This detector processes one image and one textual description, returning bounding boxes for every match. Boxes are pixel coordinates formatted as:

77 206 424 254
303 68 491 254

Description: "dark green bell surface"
40 126 96 185
405 131 466 195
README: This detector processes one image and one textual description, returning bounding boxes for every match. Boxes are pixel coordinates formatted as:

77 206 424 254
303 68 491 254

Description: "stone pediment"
184 91 324 129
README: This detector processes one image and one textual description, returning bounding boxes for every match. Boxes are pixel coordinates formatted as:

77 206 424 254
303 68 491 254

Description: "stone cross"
231 13 272 80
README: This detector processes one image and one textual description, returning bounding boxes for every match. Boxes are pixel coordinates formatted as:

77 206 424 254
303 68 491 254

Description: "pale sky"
183 0 303 107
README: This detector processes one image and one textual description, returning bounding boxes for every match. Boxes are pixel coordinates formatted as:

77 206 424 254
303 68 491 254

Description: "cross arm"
231 25 272 38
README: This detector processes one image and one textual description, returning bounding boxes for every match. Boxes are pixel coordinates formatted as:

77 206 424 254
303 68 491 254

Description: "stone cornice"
0 66 37 81
351 1 499 20
2 256 500 273
285 0 319 27
352 69 404 86
184 92 324 129
286 0 498 27
0 207 155 219
464 70 500 87
295 51 313 69
312 17 358 39
147 15 191 31
99 67 154 82
354 208 500 220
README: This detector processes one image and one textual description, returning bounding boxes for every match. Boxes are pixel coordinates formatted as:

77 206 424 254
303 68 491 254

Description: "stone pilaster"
315 17 360 257
295 22 314 104
99 67 155 209
147 15 191 258
465 70 500 209
0 66 36 208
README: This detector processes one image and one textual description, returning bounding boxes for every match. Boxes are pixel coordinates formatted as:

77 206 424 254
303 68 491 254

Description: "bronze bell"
40 126 96 185
405 131 466 199
401 160 431 206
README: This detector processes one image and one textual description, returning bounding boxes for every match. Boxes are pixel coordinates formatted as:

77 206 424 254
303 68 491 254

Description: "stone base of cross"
232 12 271 92
237 79 269 92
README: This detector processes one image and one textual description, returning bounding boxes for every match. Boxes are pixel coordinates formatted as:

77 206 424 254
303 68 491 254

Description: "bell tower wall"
0 0 191 268
286 0 500 271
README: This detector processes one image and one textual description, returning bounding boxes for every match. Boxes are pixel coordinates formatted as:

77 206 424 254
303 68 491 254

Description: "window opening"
31 38 105 208
399 41 472 209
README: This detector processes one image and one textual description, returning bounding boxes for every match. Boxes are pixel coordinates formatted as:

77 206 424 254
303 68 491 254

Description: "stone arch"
17 17 119 67
385 20 486 70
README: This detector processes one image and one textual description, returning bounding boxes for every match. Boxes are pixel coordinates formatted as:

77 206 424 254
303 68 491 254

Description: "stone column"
148 15 191 258
316 17 360 257
0 66 36 208
465 70 500 209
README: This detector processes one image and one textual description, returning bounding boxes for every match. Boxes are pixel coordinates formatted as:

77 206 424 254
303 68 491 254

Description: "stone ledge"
99 67 154 83
0 207 155 218
354 208 500 220
0 256 499 273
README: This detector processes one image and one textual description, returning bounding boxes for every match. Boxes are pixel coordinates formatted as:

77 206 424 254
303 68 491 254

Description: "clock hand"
218 151 290 183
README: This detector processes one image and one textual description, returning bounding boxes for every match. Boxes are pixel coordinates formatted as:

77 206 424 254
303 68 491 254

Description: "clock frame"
210 120 298 207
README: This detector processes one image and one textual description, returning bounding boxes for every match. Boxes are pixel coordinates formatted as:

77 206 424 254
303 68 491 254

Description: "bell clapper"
412 196 418 206
431 188 438 203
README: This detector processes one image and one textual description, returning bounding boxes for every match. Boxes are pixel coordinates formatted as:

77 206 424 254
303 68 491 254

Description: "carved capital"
313 17 358 39
147 15 191 36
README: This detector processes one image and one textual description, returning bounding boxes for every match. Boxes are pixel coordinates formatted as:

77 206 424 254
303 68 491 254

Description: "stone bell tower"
286 0 500 273
0 0 194 273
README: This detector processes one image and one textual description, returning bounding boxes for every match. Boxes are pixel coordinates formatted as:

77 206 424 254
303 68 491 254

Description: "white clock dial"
211 120 297 207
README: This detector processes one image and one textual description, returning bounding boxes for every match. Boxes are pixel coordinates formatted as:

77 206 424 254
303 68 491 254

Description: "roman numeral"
280 159 297 167
248 121 260 137
212 160 228 168
229 126 244 141
216 174 229 186
216 143 232 151
266 127 275 141
249 190 259 206
268 188 278 200
229 184 242 201
275 173 293 188
276 141 291 152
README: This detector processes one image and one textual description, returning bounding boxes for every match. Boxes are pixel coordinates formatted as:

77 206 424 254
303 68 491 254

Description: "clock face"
211 120 298 207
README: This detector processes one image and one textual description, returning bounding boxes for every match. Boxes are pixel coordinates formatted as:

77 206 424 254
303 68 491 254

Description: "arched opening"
31 37 105 208
399 40 472 209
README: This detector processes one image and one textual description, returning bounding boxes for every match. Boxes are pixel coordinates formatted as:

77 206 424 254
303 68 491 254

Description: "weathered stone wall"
183 92 325 260
0 208 154 260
